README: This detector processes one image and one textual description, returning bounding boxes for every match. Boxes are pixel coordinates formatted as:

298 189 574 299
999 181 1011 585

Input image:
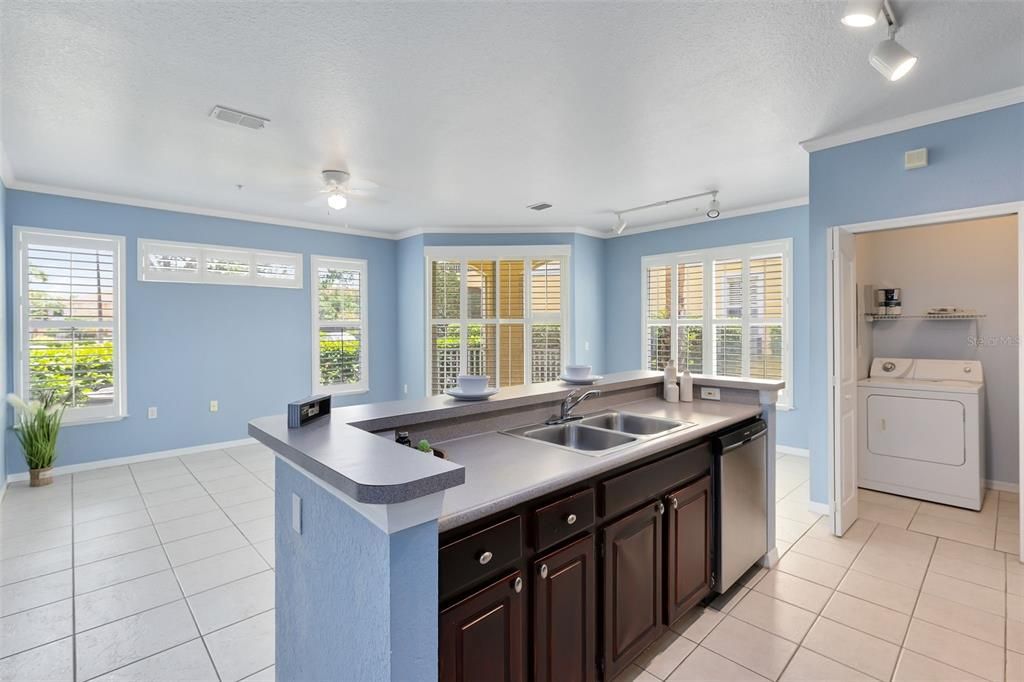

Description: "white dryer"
858 358 984 510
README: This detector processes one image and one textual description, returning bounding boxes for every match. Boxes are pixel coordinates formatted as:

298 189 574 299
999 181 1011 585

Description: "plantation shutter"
427 251 567 395
313 257 368 393
17 229 124 422
138 240 302 288
643 241 790 406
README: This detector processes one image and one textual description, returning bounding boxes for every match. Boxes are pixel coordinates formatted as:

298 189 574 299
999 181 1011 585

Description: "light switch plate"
292 494 302 534
700 387 721 401
147 406 158 419
209 400 219 413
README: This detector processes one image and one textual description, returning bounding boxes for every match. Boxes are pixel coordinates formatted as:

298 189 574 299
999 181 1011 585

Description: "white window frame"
138 239 303 289
13 226 128 426
311 256 369 396
423 245 572 396
641 238 793 408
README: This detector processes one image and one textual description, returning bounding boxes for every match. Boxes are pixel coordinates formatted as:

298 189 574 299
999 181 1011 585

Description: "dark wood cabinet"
439 571 525 682
601 501 664 680
665 475 713 624
532 535 597 682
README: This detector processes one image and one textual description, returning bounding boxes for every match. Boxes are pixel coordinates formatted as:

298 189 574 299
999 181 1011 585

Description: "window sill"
323 387 370 397
776 403 794 412
62 414 129 428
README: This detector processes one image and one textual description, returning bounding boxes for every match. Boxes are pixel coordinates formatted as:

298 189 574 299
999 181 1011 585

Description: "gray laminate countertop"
436 397 763 532
248 370 780 508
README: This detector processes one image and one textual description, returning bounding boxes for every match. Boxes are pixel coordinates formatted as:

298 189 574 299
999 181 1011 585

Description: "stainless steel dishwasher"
713 419 768 593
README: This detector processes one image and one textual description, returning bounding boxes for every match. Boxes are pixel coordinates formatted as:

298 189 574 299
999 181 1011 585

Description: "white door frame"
826 202 1024 552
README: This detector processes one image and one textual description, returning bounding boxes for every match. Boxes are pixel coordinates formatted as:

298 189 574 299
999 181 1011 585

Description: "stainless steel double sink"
502 411 696 456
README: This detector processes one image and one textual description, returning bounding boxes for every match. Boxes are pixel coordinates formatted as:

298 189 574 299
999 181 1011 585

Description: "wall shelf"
865 313 986 322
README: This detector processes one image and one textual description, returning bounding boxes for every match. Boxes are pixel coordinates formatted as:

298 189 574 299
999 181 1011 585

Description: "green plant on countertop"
8 390 67 471
417 439 433 453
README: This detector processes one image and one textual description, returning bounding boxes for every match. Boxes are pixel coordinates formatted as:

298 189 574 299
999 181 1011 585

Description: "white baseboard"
777 445 810 458
986 479 1019 494
808 500 830 515
5 437 258 483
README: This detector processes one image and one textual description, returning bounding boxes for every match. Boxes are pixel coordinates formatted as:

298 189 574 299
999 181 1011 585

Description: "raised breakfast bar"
249 371 784 681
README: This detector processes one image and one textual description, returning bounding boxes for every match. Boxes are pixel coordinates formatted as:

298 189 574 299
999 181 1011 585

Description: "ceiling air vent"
527 202 553 211
209 105 270 130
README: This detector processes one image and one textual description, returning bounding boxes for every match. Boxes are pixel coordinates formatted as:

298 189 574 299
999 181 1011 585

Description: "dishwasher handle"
714 419 767 454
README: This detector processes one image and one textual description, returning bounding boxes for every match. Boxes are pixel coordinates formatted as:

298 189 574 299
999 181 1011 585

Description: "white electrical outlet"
292 494 302 534
403 384 408 395
209 400 219 413
147 407 158 419
584 340 590 351
700 387 721 401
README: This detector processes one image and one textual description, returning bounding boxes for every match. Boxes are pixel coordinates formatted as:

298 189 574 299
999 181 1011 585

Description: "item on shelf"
874 288 902 316
926 306 975 316
559 373 604 385
663 360 679 403
395 431 412 447
456 374 489 393
680 366 694 402
444 386 500 401
564 364 593 380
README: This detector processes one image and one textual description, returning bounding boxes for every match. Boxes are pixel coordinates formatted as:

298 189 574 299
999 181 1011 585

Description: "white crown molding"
5 179 393 240
800 86 1024 153
393 224 607 240
608 196 809 238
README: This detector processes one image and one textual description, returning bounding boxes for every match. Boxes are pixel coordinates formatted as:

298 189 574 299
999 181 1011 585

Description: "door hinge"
599 540 605 558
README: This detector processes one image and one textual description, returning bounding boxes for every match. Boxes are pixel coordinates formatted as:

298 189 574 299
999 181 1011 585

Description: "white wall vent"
209 105 270 130
904 147 928 170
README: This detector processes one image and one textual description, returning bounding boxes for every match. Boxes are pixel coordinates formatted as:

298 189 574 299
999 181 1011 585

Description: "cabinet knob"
671 497 679 510
513 576 523 593
566 513 577 525
478 551 493 565
540 564 549 579
656 501 665 515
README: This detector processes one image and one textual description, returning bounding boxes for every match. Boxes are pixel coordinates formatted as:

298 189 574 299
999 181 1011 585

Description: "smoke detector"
209 105 270 130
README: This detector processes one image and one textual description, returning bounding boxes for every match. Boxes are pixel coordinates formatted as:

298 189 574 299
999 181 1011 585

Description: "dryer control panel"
869 358 983 384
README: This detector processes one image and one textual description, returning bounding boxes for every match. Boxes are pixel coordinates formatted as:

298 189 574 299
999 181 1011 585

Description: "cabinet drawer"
600 442 711 519
440 516 522 602
532 489 595 552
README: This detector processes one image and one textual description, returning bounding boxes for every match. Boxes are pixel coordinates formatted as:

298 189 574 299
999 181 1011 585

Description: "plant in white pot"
8 391 67 487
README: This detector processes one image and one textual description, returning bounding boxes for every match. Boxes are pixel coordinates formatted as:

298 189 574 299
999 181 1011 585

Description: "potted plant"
417 439 434 457
8 391 67 487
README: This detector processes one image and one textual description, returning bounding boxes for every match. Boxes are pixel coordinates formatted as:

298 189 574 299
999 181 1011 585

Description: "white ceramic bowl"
456 374 489 393
564 365 593 380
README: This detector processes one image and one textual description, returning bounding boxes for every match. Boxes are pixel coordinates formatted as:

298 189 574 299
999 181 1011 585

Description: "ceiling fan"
310 169 378 210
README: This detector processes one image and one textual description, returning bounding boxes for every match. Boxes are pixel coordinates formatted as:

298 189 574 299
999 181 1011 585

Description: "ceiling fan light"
327 191 348 210
841 0 882 27
869 37 918 81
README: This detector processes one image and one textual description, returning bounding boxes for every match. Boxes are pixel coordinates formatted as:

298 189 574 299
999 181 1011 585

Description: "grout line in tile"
77 635 205 682
126 459 223 682
240 663 275 681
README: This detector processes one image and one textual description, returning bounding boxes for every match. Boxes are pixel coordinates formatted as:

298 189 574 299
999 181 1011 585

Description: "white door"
829 228 859 535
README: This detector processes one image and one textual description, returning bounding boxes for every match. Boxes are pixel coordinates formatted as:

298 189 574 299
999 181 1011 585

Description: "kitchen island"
249 371 783 682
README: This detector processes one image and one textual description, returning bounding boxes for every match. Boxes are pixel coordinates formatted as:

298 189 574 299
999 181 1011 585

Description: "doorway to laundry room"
828 206 1023 558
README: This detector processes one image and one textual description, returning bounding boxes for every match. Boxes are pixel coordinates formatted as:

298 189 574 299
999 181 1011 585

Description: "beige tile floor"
3 450 1020 681
616 455 1024 682
0 444 276 681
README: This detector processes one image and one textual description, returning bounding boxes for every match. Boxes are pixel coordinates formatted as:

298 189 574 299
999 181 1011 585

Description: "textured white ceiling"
1 1 1022 234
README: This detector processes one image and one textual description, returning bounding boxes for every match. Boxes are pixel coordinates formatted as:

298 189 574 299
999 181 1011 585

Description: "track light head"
706 193 721 219
869 32 918 81
613 214 627 234
841 0 882 27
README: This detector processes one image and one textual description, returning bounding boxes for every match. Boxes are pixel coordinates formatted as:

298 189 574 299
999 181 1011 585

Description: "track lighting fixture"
869 26 918 81
841 0 882 27
610 190 720 234
613 214 628 235
706 193 721 219
841 0 917 82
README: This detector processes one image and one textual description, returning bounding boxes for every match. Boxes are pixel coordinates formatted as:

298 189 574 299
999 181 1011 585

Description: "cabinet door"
602 501 664 679
533 535 596 682
665 475 712 624
440 571 524 682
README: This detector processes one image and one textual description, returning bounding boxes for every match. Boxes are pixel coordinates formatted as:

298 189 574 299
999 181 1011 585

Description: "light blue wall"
396 232 607 396
602 205 811 449
807 103 1024 503
275 459 438 681
5 190 399 474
